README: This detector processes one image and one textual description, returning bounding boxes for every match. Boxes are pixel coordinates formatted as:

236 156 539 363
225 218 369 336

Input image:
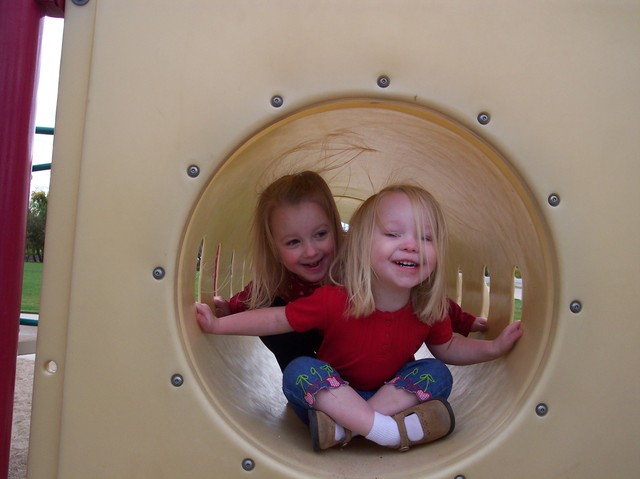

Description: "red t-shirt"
285 285 453 391
230 279 476 336
447 300 477 337
227 274 320 313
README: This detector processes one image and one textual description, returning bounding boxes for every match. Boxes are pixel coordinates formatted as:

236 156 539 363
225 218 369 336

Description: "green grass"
514 298 522 321
21 262 43 313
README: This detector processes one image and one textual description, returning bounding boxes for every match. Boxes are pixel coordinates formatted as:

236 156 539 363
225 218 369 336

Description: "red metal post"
0 0 53 477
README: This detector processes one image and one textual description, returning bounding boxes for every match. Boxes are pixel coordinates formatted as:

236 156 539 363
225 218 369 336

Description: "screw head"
242 458 255 471
377 75 390 88
548 194 560 207
187 165 200 178
570 300 582 314
45 360 58 374
171 374 184 387
477 112 491 125
536 403 549 416
270 95 283 108
152 267 165 280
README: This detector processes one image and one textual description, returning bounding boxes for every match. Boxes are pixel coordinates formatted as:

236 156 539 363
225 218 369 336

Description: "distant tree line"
25 190 47 262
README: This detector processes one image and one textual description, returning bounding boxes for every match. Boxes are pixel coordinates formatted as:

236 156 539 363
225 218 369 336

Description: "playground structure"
2 1 639 478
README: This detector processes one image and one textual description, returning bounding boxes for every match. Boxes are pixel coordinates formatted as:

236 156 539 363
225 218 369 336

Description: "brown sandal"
392 397 455 451
308 410 353 451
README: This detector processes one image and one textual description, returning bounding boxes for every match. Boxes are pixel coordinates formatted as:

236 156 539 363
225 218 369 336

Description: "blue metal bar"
19 318 38 327
35 126 54 135
32 163 51 172
33 125 54 172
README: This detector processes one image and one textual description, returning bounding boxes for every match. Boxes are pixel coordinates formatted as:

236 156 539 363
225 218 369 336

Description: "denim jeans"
282 356 453 424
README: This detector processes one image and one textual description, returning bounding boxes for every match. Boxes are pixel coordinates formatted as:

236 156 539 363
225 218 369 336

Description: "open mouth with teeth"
395 260 418 268
303 259 324 269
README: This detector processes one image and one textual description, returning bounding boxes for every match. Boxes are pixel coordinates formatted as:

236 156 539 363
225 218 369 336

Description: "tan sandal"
392 397 455 452
308 410 353 451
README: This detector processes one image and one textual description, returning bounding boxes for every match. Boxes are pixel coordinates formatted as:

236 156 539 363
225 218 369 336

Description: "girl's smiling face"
270 201 336 283
370 192 437 308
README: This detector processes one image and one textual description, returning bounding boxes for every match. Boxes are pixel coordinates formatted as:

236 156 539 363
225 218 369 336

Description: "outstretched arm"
429 321 523 365
195 303 293 336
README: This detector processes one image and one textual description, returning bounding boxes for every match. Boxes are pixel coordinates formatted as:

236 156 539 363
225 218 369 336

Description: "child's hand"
430 320 523 365
494 320 523 356
470 316 488 333
196 302 218 334
212 296 231 317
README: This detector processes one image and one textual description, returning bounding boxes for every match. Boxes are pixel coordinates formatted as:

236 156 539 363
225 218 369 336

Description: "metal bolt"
242 458 255 471
171 374 184 387
187 165 200 178
270 95 283 108
152 267 165 280
570 300 582 314
548 194 560 207
536 403 549 417
45 360 58 374
72 0 90 5
477 112 491 125
377 75 390 88
454 476 466 479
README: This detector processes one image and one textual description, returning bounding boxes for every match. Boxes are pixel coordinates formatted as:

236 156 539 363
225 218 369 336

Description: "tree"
25 190 48 262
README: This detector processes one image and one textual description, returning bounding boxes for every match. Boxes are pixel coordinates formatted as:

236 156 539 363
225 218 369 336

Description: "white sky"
31 17 64 193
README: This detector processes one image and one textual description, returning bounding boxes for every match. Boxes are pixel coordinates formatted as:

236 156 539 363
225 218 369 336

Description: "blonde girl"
197 184 522 451
212 171 343 371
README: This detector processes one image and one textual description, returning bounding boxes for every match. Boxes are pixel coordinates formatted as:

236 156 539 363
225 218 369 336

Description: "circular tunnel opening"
179 99 556 477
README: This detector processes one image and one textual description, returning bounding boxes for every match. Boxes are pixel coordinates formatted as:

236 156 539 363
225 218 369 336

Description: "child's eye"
315 229 329 239
285 239 300 247
385 232 400 238
422 235 433 242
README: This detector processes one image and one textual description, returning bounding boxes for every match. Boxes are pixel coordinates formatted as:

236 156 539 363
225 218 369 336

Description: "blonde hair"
332 184 448 324
248 171 343 309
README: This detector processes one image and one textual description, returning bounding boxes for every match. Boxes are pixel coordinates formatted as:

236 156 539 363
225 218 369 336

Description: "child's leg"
283 356 363 450
282 356 379 435
282 356 349 424
381 358 453 410
314 383 453 450
367 358 453 415
313 384 375 436
365 358 454 449
367 384 420 416
311 358 452 448
283 357 453 451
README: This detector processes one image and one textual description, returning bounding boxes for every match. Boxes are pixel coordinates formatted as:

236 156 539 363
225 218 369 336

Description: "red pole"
0 1 48 477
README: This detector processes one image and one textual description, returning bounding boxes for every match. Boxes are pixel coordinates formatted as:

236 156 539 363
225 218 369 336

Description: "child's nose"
303 242 317 257
401 236 418 252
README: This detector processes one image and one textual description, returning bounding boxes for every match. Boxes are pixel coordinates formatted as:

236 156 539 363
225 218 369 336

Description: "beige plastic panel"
29 1 640 478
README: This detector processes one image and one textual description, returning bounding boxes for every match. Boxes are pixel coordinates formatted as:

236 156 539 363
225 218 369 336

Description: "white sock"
364 412 425 446
334 423 345 442
365 412 401 447
405 413 425 442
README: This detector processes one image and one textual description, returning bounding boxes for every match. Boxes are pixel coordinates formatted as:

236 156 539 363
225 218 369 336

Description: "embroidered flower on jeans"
326 376 341 388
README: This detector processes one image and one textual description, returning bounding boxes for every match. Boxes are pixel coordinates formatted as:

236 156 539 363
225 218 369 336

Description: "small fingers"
195 302 216 332
476 317 489 331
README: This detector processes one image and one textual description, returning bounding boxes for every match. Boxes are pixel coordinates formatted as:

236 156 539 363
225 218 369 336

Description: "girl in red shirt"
197 184 521 451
